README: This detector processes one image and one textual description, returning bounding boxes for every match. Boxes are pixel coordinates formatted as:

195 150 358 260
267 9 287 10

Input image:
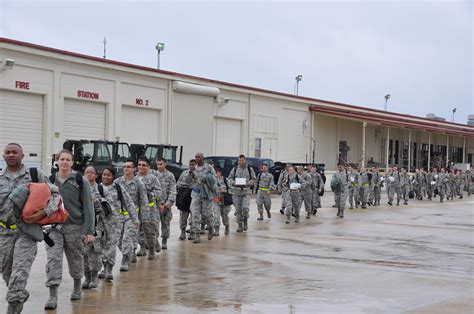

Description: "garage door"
215 118 241 155
121 106 160 144
0 90 44 170
63 99 106 140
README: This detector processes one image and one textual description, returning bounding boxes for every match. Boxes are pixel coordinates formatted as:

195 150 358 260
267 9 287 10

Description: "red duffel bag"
22 183 69 225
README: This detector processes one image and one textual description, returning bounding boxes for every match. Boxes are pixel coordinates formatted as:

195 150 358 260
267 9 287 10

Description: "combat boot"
98 263 106 279
339 210 344 218
8 291 28 314
237 223 243 232
224 224 230 235
162 238 168 250
82 272 91 289
243 218 248 231
280 208 285 215
131 250 137 263
266 209 272 218
214 227 220 236
193 234 201 243
285 216 290 224
337 209 341 217
44 285 58 310
155 241 162 252
70 279 82 300
148 247 156 260
396 200 400 206
136 246 147 256
120 255 130 272
208 226 214 240
105 263 114 281
179 230 186 240
89 271 99 289
188 232 196 241
257 213 264 221
404 200 408 205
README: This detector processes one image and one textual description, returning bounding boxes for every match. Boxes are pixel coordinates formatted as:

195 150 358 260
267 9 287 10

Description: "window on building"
451 147 463 163
255 138 262 158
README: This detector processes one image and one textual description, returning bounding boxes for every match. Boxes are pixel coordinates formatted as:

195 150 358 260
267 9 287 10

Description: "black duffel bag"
223 178 233 206
176 187 192 211
408 190 415 199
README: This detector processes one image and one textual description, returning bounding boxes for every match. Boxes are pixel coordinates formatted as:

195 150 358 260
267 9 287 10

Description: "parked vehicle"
204 156 275 178
56 140 186 181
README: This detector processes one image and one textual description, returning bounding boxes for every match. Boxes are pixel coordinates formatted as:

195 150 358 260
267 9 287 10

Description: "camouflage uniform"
332 170 349 217
115 176 155 254
152 169 177 240
372 171 384 206
299 171 313 216
136 173 161 251
102 182 138 266
400 173 412 205
45 172 94 289
385 171 402 205
1 166 58 305
190 164 217 238
176 170 197 233
348 170 361 208
358 171 370 208
426 172 435 200
84 183 117 276
255 171 275 215
310 171 324 211
213 177 232 230
281 172 306 222
277 170 288 213
455 172 464 197
435 172 448 202
228 165 256 226
465 171 473 196
448 172 456 200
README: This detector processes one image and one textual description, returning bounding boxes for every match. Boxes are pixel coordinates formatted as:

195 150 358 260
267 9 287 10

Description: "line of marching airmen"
2 143 473 313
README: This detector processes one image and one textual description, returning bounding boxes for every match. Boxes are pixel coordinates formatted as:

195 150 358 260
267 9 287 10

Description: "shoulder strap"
296 174 300 183
98 184 104 198
115 183 124 209
30 167 38 183
75 172 83 192
224 177 229 191
247 165 252 177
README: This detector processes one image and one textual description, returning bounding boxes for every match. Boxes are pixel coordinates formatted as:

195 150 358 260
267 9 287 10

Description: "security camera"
0 58 15 71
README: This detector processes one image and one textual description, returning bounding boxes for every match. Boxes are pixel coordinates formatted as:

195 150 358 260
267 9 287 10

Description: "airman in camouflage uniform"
152 159 176 250
399 168 411 205
254 164 274 221
358 167 370 208
136 157 161 257
310 165 324 214
228 155 256 232
371 167 383 206
100 167 139 275
83 166 117 289
435 168 448 202
190 153 217 243
213 167 232 236
176 160 198 241
465 170 473 197
331 163 349 218
385 167 402 206
348 166 361 209
277 164 291 215
2 143 60 313
115 160 155 264
281 166 306 224
297 167 313 219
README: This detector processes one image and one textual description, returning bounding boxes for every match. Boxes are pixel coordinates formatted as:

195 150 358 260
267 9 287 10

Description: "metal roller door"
63 99 106 140
0 90 44 169
121 106 160 144
215 118 241 155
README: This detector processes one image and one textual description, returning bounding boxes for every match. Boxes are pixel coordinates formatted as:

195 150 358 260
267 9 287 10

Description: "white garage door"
0 90 44 170
215 118 241 155
63 99 106 140
121 106 160 144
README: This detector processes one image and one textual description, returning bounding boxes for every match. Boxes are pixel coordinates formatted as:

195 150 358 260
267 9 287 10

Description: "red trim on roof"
0 36 472 131
311 105 474 138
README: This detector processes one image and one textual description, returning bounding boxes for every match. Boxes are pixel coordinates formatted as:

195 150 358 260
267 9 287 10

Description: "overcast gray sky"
1 0 472 123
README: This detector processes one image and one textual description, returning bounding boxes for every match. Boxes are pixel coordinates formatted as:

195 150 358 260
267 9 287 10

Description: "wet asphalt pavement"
1 192 473 313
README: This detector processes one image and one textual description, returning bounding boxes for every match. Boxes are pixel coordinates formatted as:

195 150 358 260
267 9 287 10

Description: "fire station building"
1 37 473 173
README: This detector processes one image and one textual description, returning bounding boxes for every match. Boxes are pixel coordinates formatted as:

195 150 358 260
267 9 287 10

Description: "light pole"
295 75 303 95
384 93 390 111
451 107 457 122
155 42 165 69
